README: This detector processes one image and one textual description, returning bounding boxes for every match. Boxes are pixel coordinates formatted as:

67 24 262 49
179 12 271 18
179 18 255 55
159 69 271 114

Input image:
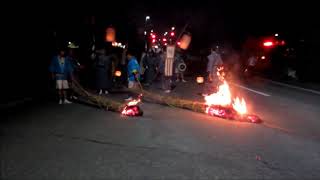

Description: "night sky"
117 1 315 50
11 0 316 52
1 1 319 101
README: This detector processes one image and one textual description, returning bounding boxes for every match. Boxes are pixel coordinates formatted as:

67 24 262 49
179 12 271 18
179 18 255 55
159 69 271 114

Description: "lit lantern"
114 70 122 77
105 27 116 42
196 76 204 84
180 34 191 50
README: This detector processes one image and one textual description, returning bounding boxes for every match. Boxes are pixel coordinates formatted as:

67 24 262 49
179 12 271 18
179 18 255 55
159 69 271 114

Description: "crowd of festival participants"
49 43 256 104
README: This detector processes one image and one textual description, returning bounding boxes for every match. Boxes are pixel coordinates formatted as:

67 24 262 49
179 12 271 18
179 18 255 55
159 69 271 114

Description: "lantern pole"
89 15 96 61
144 16 150 52
176 22 189 44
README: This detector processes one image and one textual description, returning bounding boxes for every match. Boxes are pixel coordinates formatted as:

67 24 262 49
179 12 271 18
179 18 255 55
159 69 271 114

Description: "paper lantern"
196 76 204 84
106 27 116 42
179 34 191 50
114 70 122 77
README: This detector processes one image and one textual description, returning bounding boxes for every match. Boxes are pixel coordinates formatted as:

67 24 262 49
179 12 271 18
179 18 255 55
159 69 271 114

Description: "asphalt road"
230 77 320 140
1 77 320 179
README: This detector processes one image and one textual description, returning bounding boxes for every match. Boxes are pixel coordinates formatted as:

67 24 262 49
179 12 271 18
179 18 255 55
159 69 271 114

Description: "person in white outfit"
203 47 223 95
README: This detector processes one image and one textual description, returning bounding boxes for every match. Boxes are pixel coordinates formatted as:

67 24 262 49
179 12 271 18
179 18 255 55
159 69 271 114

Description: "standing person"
203 47 223 95
125 51 140 101
143 50 157 86
120 44 128 85
95 49 112 95
154 48 164 82
207 47 223 81
162 46 175 93
230 50 241 80
49 49 74 104
139 51 147 81
175 53 187 82
159 50 166 89
245 54 257 79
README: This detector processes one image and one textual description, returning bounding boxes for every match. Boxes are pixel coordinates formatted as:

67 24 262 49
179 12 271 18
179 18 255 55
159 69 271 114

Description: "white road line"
261 78 320 96
231 83 271 97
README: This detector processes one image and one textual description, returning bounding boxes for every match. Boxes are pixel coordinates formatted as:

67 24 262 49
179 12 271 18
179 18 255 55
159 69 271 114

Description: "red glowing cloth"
206 105 262 123
121 105 143 116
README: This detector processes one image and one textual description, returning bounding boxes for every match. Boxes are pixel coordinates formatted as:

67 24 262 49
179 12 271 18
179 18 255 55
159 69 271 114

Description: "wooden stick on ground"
72 80 206 114
72 80 124 112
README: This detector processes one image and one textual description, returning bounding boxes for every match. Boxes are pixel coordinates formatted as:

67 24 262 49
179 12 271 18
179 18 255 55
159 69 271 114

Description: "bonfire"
204 67 261 123
72 67 261 123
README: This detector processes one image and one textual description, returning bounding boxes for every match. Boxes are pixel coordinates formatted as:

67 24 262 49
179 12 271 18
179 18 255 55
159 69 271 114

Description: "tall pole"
176 23 189 44
90 15 96 60
144 16 150 52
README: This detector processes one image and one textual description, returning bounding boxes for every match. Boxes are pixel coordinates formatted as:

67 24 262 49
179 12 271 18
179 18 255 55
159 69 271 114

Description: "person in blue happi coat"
125 50 141 101
49 49 74 104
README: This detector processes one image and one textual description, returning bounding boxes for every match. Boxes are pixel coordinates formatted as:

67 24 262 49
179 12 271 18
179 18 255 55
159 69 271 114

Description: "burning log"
134 89 206 113
121 104 143 116
72 78 261 123
126 88 261 123
121 96 143 116
72 78 204 115
72 80 143 117
206 105 262 123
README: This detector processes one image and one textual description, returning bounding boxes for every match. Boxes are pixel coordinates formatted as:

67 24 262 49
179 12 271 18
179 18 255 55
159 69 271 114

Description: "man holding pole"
125 50 141 101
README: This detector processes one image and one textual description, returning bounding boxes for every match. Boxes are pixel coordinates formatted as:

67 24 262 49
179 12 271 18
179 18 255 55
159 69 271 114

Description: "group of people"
145 47 188 92
48 43 261 104
52 43 260 104
204 46 262 95
124 47 188 100
48 46 161 103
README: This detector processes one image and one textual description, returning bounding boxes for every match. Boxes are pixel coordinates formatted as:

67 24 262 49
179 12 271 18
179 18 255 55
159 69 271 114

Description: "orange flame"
127 99 141 106
121 98 141 116
204 81 231 106
204 67 248 115
232 97 247 114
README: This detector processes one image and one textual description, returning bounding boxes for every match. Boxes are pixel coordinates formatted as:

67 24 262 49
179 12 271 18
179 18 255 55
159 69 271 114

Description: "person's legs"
175 74 180 82
62 90 71 103
58 89 63 104
161 74 166 90
144 69 150 85
125 81 135 100
120 65 127 86
164 76 171 93
181 72 187 82
69 74 78 100
202 72 219 95
175 68 180 82
56 80 63 104
62 80 72 104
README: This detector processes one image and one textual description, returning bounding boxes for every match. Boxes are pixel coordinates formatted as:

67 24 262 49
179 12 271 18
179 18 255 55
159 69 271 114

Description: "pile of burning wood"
72 67 261 123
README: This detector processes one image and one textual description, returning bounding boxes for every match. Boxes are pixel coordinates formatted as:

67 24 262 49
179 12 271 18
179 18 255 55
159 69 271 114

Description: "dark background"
1 1 319 104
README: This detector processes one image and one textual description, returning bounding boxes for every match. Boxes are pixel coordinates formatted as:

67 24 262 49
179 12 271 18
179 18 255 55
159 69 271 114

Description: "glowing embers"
121 96 143 117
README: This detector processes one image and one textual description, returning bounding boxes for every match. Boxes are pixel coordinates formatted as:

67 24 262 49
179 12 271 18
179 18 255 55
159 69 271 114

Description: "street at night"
1 1 320 179
2 77 320 179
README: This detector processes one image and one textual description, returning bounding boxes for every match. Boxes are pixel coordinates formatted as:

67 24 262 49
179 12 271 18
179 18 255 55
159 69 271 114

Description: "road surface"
1 77 320 179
